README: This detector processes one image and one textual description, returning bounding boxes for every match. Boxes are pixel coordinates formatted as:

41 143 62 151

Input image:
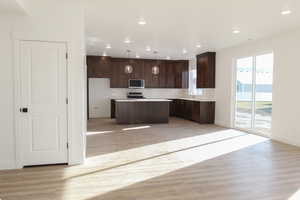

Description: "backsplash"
111 88 188 99
188 88 215 101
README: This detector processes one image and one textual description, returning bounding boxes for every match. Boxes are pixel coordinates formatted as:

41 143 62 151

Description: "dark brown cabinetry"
110 59 131 88
87 56 112 78
116 98 215 124
110 58 146 88
169 99 177 116
132 60 145 79
174 99 193 120
192 101 201 122
111 99 116 119
165 61 176 88
115 101 170 124
87 56 189 88
197 52 216 88
171 99 215 124
174 99 183 118
144 60 160 88
199 101 215 123
174 61 189 88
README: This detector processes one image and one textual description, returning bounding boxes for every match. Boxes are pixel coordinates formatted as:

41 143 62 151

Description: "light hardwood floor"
1 118 300 200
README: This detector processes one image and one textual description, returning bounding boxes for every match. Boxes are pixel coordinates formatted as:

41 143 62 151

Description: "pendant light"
152 51 159 75
124 49 133 74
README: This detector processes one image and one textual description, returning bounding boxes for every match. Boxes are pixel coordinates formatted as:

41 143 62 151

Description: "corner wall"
215 28 300 147
0 0 86 170
0 17 15 170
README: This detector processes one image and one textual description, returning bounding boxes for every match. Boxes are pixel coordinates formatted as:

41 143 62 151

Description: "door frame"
231 50 274 137
13 39 70 168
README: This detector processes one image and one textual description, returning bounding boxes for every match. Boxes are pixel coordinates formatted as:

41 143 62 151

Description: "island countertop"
113 98 215 102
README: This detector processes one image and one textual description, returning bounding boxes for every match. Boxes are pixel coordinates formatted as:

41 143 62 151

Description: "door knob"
20 108 28 113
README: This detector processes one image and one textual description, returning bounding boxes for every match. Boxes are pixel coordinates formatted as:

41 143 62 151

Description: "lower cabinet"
169 99 177 116
192 101 201 122
199 101 215 124
170 99 215 124
111 100 116 118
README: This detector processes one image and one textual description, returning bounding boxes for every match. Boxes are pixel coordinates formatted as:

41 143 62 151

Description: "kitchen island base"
115 100 170 124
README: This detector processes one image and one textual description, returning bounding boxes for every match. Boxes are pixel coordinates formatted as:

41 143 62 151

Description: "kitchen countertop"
177 98 216 102
113 98 215 102
115 98 172 102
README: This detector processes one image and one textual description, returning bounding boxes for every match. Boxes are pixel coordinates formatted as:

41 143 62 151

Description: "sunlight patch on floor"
86 129 248 162
289 189 300 200
86 131 114 135
122 125 151 131
86 126 151 135
61 130 269 200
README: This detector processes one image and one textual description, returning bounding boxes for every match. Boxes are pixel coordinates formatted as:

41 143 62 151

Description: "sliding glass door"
235 57 253 129
235 53 273 135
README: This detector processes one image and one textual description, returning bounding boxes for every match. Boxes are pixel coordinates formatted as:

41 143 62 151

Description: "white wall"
216 28 300 147
0 0 86 170
0 16 15 170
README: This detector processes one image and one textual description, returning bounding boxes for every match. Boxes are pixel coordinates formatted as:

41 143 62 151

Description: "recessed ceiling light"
166 56 171 60
106 44 111 49
281 10 292 15
182 49 187 54
138 18 147 25
233 29 240 34
196 44 202 48
124 38 131 44
146 46 151 52
102 52 107 56
136 54 140 58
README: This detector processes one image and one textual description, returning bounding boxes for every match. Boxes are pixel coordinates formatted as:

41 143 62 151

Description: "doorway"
234 52 274 135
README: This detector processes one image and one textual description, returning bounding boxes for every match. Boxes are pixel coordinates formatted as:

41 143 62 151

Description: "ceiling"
85 0 300 59
0 0 27 14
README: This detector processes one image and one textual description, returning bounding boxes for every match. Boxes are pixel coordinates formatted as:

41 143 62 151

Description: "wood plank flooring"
1 118 300 200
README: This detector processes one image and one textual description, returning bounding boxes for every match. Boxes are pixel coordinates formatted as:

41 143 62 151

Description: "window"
189 58 203 95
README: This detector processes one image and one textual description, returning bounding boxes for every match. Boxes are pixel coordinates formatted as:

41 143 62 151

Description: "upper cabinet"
110 59 131 88
197 52 216 88
144 60 160 88
164 61 176 88
87 56 189 89
110 58 145 88
174 61 189 88
87 56 112 78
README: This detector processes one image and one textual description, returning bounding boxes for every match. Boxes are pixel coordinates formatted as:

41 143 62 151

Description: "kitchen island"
115 99 172 124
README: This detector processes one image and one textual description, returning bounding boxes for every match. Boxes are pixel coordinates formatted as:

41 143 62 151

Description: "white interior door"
19 41 68 166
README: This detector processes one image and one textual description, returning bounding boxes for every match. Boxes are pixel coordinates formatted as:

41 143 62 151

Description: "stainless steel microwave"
128 79 145 89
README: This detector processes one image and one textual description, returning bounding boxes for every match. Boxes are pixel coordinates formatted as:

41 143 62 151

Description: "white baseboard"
215 120 232 128
271 135 300 148
0 162 17 171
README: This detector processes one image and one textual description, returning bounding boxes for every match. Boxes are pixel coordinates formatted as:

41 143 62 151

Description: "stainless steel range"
127 92 144 99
